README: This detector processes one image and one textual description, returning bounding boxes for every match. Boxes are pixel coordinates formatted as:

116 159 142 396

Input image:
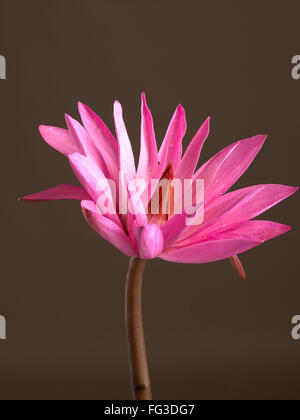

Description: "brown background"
0 0 299 400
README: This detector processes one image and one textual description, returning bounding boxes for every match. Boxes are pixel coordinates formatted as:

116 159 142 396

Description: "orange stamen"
148 163 175 224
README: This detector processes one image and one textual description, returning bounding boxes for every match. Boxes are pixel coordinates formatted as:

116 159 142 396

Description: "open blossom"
21 94 297 273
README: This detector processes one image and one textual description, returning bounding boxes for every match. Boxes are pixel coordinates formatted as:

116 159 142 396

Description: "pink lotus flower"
21 93 297 271
21 93 297 400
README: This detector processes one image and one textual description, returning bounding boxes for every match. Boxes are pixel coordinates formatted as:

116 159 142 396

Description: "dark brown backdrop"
0 0 299 400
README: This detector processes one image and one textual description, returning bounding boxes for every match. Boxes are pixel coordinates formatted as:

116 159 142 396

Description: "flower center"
148 163 175 225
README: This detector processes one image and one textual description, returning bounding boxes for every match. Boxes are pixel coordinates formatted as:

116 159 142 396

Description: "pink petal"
81 200 137 257
65 114 108 176
39 125 79 156
113 101 136 179
126 178 148 227
68 153 106 201
160 202 202 248
176 117 210 181
158 104 187 172
160 237 262 264
78 102 119 182
135 224 164 259
160 213 187 248
20 184 90 202
125 175 149 249
165 219 291 264
137 93 159 183
194 135 267 204
182 184 298 243
68 153 121 227
225 220 291 242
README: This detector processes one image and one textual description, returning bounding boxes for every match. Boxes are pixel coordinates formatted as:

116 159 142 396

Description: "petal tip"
255 134 268 145
39 125 48 136
177 104 185 113
141 92 148 109
78 101 90 117
64 113 73 125
77 101 84 112
284 185 299 197
113 100 123 116
203 116 211 130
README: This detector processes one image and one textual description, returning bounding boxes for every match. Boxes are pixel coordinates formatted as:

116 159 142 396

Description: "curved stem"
125 257 152 400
